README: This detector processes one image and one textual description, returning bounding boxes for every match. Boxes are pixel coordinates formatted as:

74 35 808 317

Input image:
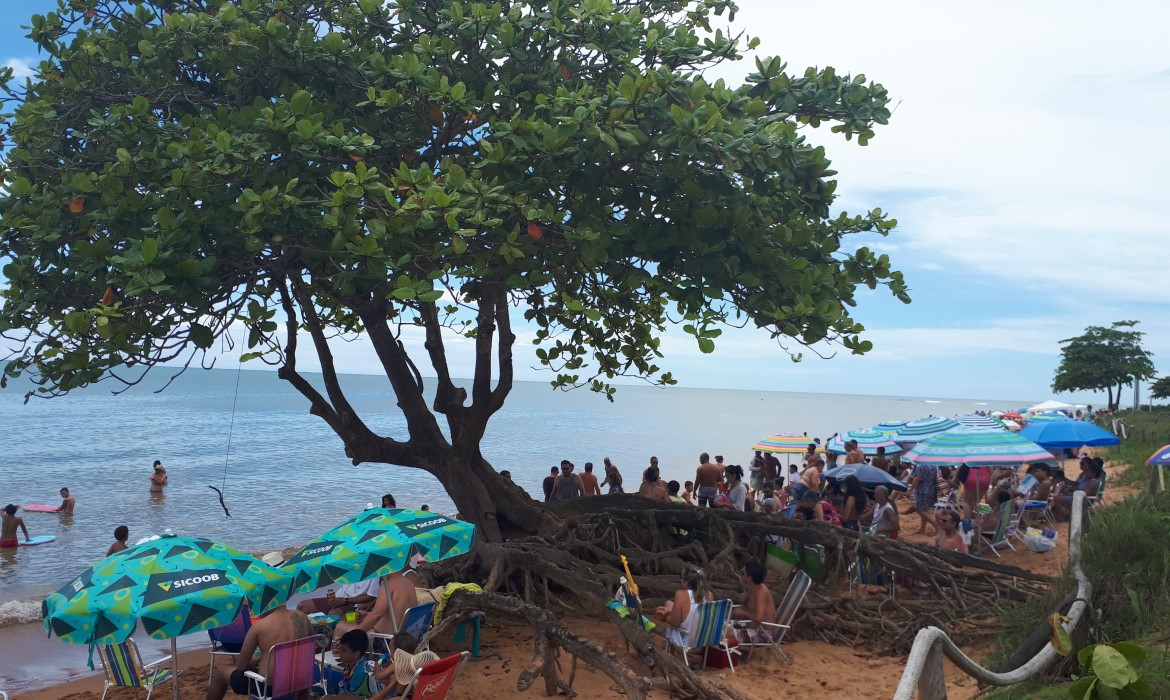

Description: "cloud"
3 57 34 79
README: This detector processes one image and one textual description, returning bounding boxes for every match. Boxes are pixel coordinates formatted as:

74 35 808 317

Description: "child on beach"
1 505 30 547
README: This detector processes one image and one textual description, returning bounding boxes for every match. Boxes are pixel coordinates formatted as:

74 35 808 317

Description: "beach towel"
435 583 482 623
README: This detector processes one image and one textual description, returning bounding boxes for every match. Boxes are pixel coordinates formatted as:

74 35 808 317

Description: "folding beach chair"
663 598 736 672
980 500 1017 558
732 571 811 664
371 601 437 656
245 635 316 700
208 602 251 682
95 639 174 700
849 554 894 597
400 651 470 700
1005 498 1026 548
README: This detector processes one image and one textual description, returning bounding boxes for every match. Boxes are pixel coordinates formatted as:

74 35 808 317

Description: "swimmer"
107 525 130 556
1 504 30 547
57 488 75 514
149 461 168 492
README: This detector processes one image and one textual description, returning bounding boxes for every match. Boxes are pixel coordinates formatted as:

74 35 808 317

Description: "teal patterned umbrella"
284 508 476 593
42 534 293 687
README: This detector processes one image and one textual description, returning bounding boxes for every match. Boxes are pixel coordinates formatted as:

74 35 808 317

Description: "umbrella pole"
171 637 180 700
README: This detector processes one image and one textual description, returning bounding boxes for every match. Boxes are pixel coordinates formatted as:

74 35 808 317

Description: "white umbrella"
1028 400 1076 413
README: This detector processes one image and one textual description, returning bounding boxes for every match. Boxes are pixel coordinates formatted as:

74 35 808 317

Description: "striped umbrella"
954 413 1007 430
871 420 909 435
826 430 903 456
892 416 960 444
752 434 821 454
903 428 1053 466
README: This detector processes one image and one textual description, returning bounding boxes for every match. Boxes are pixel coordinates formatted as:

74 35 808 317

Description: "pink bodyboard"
22 504 61 512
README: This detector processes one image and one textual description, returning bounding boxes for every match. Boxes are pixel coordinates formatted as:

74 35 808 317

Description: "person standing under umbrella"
906 461 939 534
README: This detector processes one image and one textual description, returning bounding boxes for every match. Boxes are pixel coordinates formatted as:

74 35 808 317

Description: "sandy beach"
9 456 1130 700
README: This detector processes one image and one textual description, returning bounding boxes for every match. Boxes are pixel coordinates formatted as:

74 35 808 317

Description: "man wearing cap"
551 460 584 501
1 505 30 548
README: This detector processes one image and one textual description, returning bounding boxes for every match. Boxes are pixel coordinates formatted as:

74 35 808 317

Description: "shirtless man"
207 604 312 700
57 488 75 514
730 561 775 641
694 453 723 508
933 511 966 553
333 564 423 642
1 505 30 547
762 453 780 489
844 441 865 465
579 463 602 496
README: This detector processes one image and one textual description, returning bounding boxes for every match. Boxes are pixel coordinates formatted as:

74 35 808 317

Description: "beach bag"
1022 527 1058 553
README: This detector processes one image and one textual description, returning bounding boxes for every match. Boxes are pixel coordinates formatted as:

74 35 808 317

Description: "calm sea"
0 367 1028 606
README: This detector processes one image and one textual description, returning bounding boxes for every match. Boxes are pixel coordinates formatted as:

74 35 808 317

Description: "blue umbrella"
1147 445 1170 467
825 430 904 456
823 464 908 492
1018 421 1120 450
871 420 909 435
954 414 1006 430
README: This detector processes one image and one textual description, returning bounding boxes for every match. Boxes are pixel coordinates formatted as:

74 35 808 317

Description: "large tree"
1052 321 1155 410
1150 376 1170 401
0 0 907 541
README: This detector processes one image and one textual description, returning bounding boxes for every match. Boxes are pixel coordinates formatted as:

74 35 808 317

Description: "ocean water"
0 367 1028 612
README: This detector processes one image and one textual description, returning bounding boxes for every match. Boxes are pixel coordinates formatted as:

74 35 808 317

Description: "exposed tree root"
424 498 1051 698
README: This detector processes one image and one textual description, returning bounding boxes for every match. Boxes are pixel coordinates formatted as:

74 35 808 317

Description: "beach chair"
244 635 317 700
400 651 470 700
663 598 736 672
980 500 1016 558
95 639 174 700
371 601 438 656
732 571 811 664
1005 498 1026 548
207 602 251 682
849 554 894 597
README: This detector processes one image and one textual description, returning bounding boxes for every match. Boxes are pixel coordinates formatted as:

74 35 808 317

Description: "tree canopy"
1 0 908 537
1151 376 1170 401
1052 321 1155 410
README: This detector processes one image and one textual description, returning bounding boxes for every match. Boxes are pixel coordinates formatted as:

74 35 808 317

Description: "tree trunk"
441 454 557 542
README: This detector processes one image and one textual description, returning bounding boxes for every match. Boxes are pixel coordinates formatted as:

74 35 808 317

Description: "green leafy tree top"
1 0 908 538
1052 321 1155 410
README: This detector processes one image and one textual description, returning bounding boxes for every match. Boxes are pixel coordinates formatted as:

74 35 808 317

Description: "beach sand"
16 458 1128 700
12 614 987 700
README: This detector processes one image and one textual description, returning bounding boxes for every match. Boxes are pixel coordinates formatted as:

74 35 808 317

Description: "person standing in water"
1 505 30 547
57 488 75 514
107 525 130 555
149 461 168 492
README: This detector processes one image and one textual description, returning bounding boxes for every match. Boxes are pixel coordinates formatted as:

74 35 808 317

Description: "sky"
2 0 1168 404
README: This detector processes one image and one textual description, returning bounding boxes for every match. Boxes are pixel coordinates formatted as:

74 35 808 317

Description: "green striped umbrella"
42 534 293 690
283 508 476 593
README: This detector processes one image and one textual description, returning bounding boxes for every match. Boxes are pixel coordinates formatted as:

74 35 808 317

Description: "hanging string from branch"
210 358 245 517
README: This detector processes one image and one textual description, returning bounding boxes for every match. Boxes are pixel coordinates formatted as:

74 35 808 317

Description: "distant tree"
1151 377 1170 401
1052 321 1156 410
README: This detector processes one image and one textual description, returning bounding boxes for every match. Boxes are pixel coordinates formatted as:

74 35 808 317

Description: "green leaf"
71 173 96 193
1068 676 1097 700
138 40 154 57
290 90 312 115
189 323 214 349
141 238 159 264
1092 645 1138 689
1109 643 1148 667
697 337 715 354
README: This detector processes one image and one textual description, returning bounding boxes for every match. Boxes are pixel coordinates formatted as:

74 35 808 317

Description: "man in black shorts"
207 604 312 700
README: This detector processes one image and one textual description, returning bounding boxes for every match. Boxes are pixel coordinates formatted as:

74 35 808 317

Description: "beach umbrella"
871 420 909 435
953 413 1007 430
283 508 476 594
903 427 1053 466
1147 445 1170 492
1002 419 1021 431
1002 411 1024 421
822 464 908 492
825 430 904 456
1028 399 1076 414
892 416 960 445
42 535 293 698
1018 421 1120 450
752 434 821 454
1027 412 1071 423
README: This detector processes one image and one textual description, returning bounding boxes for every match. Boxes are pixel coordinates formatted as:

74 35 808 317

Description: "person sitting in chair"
729 560 775 643
328 630 375 699
369 633 438 700
206 604 312 700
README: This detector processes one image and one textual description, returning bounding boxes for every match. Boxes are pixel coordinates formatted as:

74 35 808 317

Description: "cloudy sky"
2 0 1167 403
